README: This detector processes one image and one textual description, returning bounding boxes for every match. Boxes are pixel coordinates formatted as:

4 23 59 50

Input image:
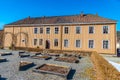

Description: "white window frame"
46 27 50 34
34 28 38 34
40 27 43 34
75 40 81 48
102 40 110 49
39 39 43 45
88 40 94 48
89 26 94 34
102 26 110 34
64 39 69 47
33 38 38 46
54 27 59 34
64 26 69 34
76 26 81 34
54 39 58 47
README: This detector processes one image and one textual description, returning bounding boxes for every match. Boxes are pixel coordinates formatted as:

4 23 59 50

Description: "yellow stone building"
4 13 117 54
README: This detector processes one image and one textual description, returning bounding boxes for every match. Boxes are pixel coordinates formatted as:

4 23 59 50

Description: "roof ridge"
32 14 93 19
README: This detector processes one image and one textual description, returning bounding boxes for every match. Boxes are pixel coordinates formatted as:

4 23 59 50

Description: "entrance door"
45 40 50 49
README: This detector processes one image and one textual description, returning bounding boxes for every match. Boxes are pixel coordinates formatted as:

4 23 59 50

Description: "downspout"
60 26 63 51
19 27 21 47
115 23 117 55
13 26 15 50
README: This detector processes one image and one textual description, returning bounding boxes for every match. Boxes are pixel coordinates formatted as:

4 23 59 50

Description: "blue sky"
0 0 120 30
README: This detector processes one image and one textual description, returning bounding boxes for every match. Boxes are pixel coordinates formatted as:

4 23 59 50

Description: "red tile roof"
6 14 117 26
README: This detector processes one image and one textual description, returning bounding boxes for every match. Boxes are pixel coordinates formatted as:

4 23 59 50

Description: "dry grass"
90 51 120 80
85 67 96 80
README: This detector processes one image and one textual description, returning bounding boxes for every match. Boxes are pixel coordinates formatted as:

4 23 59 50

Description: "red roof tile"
6 14 117 26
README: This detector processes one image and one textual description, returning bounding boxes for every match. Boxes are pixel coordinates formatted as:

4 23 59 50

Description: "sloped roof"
6 14 117 26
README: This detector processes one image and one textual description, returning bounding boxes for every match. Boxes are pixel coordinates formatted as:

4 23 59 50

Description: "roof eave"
4 22 117 27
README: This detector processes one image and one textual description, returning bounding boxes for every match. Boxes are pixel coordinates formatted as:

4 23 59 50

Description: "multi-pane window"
64 39 68 47
34 39 37 46
39 39 43 45
89 40 94 48
34 28 38 34
64 27 69 34
76 40 81 48
46 27 50 34
76 27 81 34
54 39 58 46
55 27 59 34
40 28 43 34
89 26 94 34
103 40 109 49
103 26 109 34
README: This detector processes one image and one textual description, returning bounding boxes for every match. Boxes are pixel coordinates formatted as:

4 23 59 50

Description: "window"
89 26 94 34
40 28 43 34
34 28 38 34
64 27 69 34
89 40 94 48
54 39 58 46
64 39 68 47
103 26 109 34
22 39 25 42
55 27 59 34
46 27 50 34
103 40 109 49
34 39 37 46
39 39 43 45
76 27 81 34
76 40 81 48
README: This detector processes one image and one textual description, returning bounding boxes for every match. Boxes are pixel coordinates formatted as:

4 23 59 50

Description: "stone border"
33 64 71 78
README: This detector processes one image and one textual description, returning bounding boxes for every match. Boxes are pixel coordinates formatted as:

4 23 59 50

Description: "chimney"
42 16 46 18
28 16 30 19
80 11 84 16
96 13 98 16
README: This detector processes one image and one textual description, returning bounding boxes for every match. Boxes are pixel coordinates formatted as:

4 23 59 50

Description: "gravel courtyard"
0 49 93 80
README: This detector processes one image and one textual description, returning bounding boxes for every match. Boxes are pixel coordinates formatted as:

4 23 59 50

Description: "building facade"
4 14 117 54
0 30 4 47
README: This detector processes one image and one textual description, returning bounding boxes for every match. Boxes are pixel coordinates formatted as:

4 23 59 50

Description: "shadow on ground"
0 77 7 80
67 69 76 80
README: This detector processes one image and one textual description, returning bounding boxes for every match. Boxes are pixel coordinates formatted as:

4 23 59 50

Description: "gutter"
4 22 117 27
